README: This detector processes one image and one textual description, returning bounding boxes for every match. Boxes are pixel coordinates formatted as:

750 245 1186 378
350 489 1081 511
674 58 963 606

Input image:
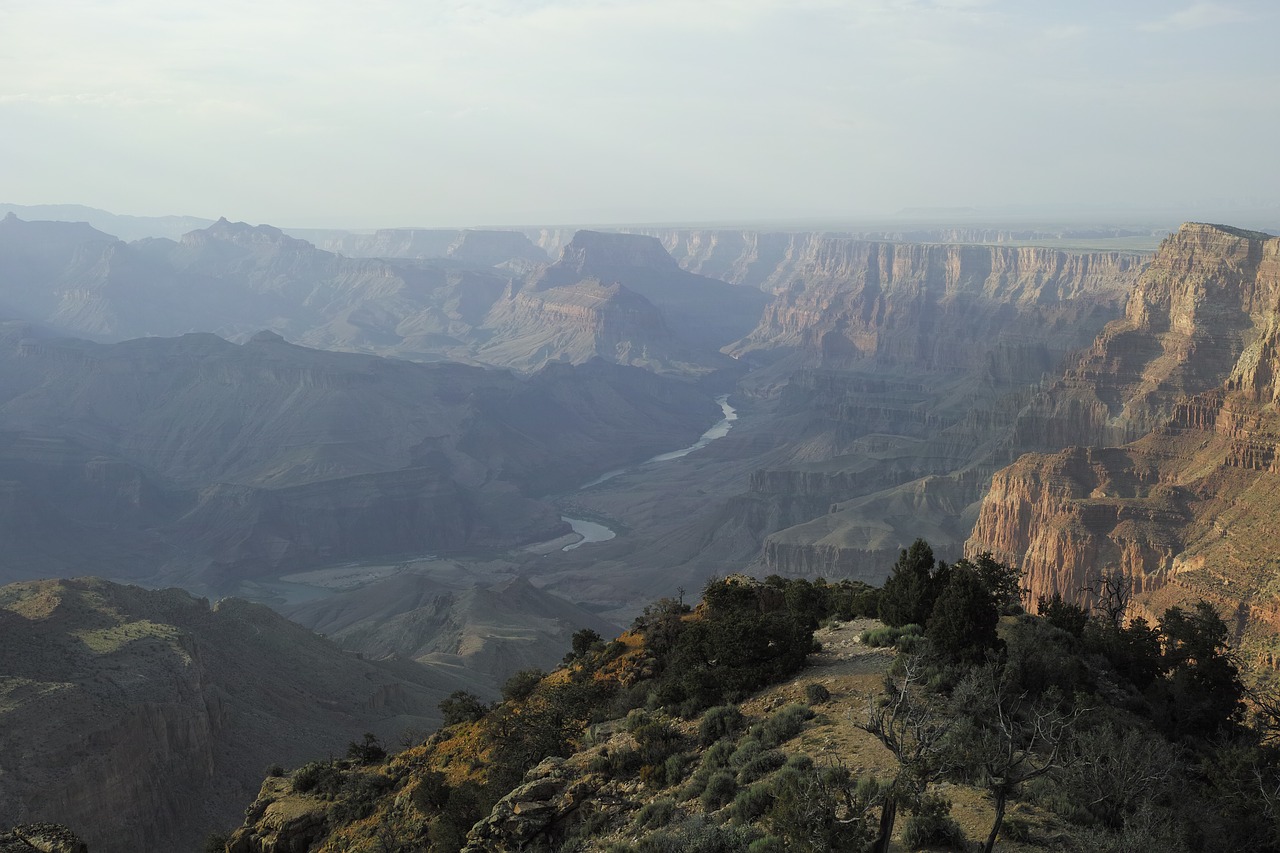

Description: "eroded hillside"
967 223 1280 661
0 577 478 853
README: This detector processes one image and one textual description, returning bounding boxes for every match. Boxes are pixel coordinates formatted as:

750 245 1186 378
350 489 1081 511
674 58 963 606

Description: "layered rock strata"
967 224 1280 655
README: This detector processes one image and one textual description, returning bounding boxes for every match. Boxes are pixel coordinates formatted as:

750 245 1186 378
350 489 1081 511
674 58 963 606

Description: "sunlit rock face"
714 238 1144 581
966 225 1280 653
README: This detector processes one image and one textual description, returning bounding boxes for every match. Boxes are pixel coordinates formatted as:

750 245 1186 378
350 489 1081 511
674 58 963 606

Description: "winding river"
560 394 738 550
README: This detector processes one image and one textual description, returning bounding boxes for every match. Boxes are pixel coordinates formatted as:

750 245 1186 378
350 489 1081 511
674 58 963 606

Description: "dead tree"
857 656 953 853
1082 568 1133 627
954 663 1087 853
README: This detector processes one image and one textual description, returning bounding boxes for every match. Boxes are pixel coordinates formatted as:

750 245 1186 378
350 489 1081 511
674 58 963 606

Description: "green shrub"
701 770 739 811
637 817 757 853
632 717 684 766
732 783 774 823
755 704 813 748
902 792 965 849
1002 815 1034 842
783 753 813 773
264 763 284 777
590 747 644 779
704 738 737 769
663 751 697 787
202 833 229 853
679 766 712 801
292 761 344 796
345 732 386 765
700 705 747 746
501 668 545 703
438 690 490 726
729 737 763 769
634 796 679 830
895 633 926 654
804 682 831 705
747 836 784 853
859 623 924 647
736 750 785 784
330 772 395 823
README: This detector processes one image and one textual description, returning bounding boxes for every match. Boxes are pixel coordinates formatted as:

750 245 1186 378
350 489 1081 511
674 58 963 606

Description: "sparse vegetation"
225 546 1280 853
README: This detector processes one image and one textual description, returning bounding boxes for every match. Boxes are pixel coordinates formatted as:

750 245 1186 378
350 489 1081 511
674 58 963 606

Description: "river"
560 394 738 550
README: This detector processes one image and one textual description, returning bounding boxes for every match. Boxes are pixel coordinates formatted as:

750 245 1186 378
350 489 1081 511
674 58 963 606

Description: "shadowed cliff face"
0 325 719 588
0 217 765 376
966 224 1280 657
0 216 527 358
728 239 1143 376
0 577 478 853
723 241 1143 580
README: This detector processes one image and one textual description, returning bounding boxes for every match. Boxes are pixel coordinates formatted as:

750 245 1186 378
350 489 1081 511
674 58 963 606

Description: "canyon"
11 209 1280 850
0 320 719 590
966 223 1280 662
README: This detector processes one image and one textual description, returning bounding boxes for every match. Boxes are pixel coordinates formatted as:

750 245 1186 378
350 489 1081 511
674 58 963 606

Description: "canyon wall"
727 241 1145 580
966 224 1280 654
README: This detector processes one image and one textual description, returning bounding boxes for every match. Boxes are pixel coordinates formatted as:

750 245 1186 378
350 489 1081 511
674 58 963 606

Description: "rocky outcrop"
476 279 690 373
462 758 612 853
0 824 88 853
1010 223 1280 452
227 778 331 853
966 224 1280 639
0 578 478 853
531 226 1163 288
521 231 769 358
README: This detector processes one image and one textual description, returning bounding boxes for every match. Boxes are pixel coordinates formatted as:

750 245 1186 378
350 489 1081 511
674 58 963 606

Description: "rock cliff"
0 578 477 853
728 240 1142 375
724 241 1143 579
478 231 767 375
475 279 694 374
967 224 1280 654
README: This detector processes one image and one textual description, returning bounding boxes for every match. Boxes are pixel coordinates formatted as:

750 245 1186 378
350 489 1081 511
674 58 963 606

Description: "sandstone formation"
966 224 1280 657
0 577 477 853
720 241 1143 579
476 231 769 375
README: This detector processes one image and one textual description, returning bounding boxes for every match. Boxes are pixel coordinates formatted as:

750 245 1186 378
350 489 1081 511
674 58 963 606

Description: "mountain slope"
0 324 719 588
0 577 477 853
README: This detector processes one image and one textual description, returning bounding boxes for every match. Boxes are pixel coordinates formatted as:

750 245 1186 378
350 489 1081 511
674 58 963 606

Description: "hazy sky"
2 0 1277 227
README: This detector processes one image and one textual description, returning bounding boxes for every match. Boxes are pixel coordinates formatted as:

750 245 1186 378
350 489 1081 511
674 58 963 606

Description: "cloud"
1140 2 1251 32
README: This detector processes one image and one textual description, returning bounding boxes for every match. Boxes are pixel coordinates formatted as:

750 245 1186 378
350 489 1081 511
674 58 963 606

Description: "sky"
1 0 1278 228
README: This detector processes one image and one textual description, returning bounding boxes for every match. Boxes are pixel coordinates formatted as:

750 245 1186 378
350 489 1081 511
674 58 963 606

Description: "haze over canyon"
4 202 1280 850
